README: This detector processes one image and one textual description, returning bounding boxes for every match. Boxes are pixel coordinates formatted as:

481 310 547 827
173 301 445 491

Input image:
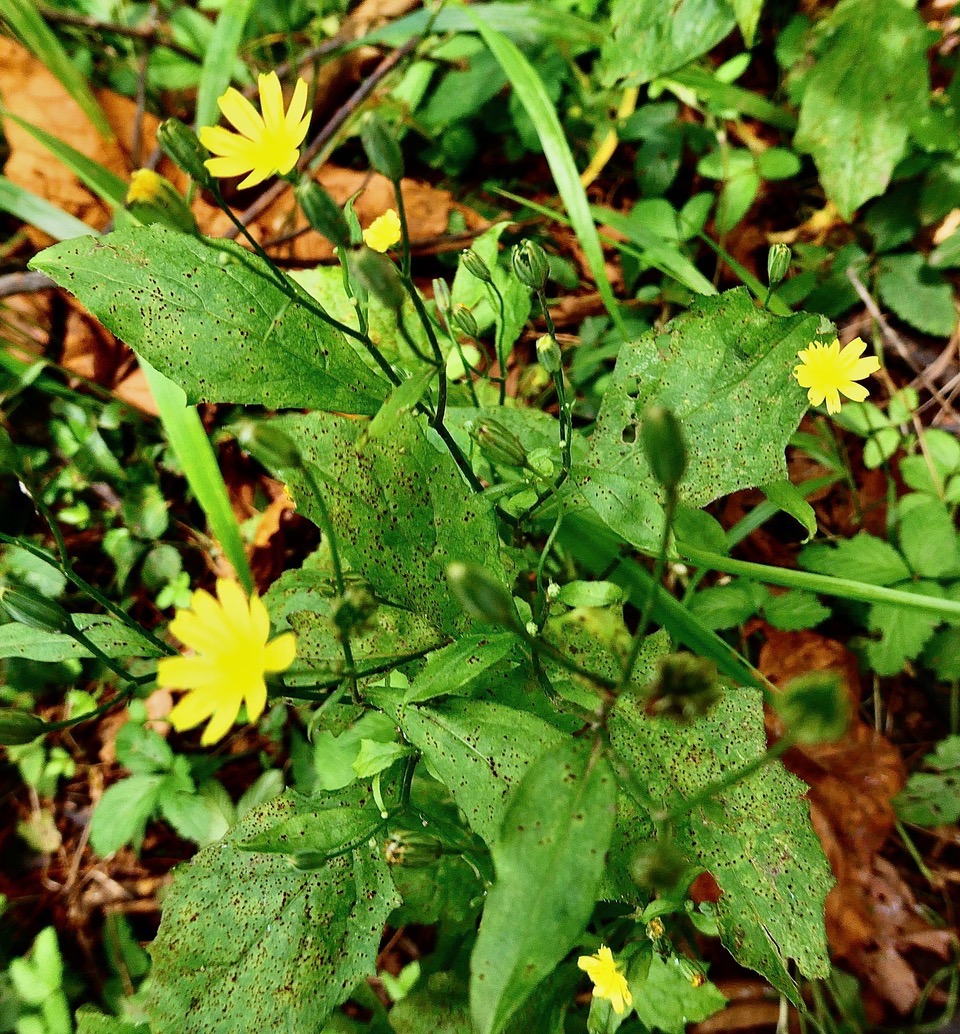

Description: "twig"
0 270 57 299
38 3 199 62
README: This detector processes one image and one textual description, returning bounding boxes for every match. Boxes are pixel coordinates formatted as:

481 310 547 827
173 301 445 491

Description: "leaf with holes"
31 227 388 414
609 690 832 999
576 288 821 551
277 412 506 635
147 788 398 1034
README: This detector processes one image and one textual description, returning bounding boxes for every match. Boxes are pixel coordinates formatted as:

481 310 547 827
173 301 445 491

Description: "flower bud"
644 653 720 723
774 671 849 744
0 710 48 746
360 115 404 182
0 425 21 475
511 240 549 291
331 584 378 637
432 278 451 316
156 119 213 188
767 243 791 286
640 406 687 491
0 584 72 634
674 956 707 988
535 334 562 375
461 248 492 283
383 830 443 867
295 179 351 249
450 303 478 339
470 420 529 469
232 420 302 472
125 169 198 234
446 562 519 628
629 838 690 894
349 248 406 311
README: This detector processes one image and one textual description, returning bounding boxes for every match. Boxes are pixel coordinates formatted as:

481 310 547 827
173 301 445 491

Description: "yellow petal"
264 632 297 672
284 78 309 136
839 382 870 403
236 164 275 190
274 146 300 177
168 688 219 731
169 609 228 654
849 356 881 379
199 125 252 157
249 593 270 644
258 71 285 131
824 389 842 414
157 655 221 690
216 579 253 638
218 87 264 140
244 675 268 722
199 697 242 745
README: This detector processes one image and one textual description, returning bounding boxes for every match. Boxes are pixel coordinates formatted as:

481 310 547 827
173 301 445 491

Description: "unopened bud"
646 917 665 941
461 248 492 283
644 653 720 723
775 671 849 744
383 830 443 867
0 710 48 746
361 115 404 182
446 562 519 628
450 303 478 339
156 119 213 188
674 956 707 988
535 334 562 375
233 420 302 472
767 243 791 286
640 406 687 491
629 839 690 894
511 240 549 291
331 584 378 637
125 169 198 234
0 584 72 634
296 180 351 249
350 248 406 311
471 420 529 469
432 278 451 315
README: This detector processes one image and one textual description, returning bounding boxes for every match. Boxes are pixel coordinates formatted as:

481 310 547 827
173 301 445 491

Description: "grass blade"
140 359 254 594
0 176 96 241
195 0 255 131
467 9 628 340
0 0 114 139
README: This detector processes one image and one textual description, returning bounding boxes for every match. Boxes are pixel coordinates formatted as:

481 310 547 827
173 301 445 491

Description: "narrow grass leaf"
0 176 96 241
195 0 254 131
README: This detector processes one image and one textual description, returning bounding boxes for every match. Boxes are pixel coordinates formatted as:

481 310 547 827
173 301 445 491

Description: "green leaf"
731 0 763 46
0 615 164 662
610 689 832 997
0 175 95 241
876 253 957 339
76 1011 147 1034
899 495 960 579
278 412 506 635
90 775 165 855
390 973 472 1034
924 626 960 680
763 590 830 631
469 13 627 339
194 0 254 131
404 633 522 704
386 697 566 845
866 581 944 676
601 0 736 87
147 790 399 1034
760 479 817 541
31 227 388 414
633 954 726 1034
470 740 616 1034
0 0 113 138
798 533 911 586
793 0 929 218
577 289 820 550
688 583 760 630
895 736 960 826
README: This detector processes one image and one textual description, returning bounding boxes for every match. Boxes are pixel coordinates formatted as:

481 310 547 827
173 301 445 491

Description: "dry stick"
222 36 420 238
38 3 199 62
0 271 56 298
846 266 960 424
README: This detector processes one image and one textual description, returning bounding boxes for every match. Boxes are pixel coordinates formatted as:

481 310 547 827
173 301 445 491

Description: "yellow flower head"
126 168 164 205
157 579 296 746
793 336 880 415
362 209 402 253
577 945 633 1016
198 71 311 190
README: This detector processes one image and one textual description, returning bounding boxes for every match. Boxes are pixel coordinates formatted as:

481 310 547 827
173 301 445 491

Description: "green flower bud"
432 278 451 316
767 243 791 286
296 179 351 249
640 406 687 491
535 334 562 375
0 425 21 475
450 303 478 339
361 115 404 182
470 419 529 469
511 240 549 291
674 956 707 988
775 671 849 744
0 710 48 746
461 247 492 283
446 562 519 628
644 653 720 723
156 119 213 188
126 169 198 234
232 420 302 472
0 584 72 634
350 247 406 311
331 584 379 637
630 838 691 895
383 830 443 867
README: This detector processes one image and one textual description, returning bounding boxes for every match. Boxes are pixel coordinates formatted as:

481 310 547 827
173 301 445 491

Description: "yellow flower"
362 209 402 253
126 169 164 205
793 336 880 415
577 945 633 1016
157 579 296 746
198 71 311 189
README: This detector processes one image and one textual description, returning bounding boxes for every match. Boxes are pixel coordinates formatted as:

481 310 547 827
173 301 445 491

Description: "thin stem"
69 626 156 687
895 819 938 887
44 685 138 733
484 281 508 405
393 179 412 279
